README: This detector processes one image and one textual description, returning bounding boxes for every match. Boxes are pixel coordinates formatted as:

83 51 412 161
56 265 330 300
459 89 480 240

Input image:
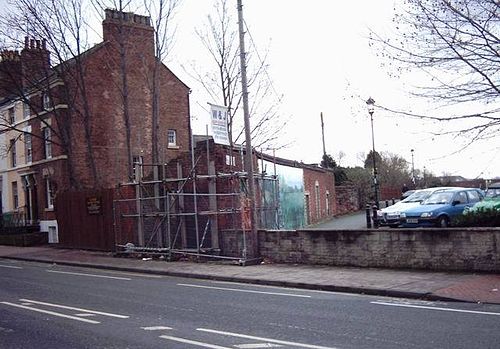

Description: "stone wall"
222 228 500 272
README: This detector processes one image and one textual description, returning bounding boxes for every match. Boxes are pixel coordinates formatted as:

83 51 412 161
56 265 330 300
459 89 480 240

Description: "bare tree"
0 0 99 189
184 0 288 150
370 0 500 143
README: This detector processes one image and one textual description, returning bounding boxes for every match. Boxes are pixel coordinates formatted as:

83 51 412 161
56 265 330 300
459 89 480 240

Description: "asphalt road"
1 259 500 349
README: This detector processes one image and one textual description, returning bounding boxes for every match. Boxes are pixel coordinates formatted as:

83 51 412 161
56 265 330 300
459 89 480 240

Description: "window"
455 191 468 204
23 102 30 119
167 129 177 147
12 181 18 209
45 178 54 209
42 92 52 109
9 139 16 167
225 154 235 166
132 155 143 181
8 107 14 124
25 133 32 163
467 190 481 203
43 127 52 159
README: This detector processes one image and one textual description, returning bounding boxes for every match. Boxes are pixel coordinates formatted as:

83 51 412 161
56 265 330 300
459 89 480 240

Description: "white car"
377 187 463 227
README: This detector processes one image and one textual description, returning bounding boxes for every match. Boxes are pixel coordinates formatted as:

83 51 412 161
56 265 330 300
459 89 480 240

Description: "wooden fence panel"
56 189 115 251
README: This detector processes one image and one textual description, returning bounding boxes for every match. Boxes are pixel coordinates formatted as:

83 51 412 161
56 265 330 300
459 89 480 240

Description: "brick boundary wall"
221 229 500 272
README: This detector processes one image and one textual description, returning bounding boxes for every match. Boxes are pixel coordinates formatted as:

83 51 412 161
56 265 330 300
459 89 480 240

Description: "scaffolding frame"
112 147 280 263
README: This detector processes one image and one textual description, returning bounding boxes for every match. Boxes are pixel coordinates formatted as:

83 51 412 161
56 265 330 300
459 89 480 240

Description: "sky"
1 0 498 179
167 0 500 180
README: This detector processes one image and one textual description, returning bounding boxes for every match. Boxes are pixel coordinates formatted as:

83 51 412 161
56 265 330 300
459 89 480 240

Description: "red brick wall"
302 168 335 225
58 11 190 189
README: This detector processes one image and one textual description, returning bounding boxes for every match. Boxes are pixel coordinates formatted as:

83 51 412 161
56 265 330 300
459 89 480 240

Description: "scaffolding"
113 145 280 263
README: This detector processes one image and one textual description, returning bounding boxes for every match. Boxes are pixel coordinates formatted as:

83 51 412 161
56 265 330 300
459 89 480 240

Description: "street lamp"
366 97 379 209
411 149 415 186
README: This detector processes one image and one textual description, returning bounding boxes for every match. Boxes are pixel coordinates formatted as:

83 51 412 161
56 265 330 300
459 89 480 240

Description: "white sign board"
210 104 230 145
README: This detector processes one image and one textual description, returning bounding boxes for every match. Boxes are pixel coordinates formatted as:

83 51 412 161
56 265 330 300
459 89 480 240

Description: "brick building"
0 9 191 241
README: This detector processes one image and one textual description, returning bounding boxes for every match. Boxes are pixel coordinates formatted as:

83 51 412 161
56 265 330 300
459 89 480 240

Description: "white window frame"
43 92 52 110
45 177 54 209
10 139 16 167
43 127 52 159
25 133 32 164
225 154 236 166
167 129 177 147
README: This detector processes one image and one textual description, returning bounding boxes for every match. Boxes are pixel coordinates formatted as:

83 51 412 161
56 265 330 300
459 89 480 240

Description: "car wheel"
437 216 449 228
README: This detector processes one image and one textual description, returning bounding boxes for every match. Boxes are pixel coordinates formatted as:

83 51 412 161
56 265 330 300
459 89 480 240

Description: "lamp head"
366 97 375 115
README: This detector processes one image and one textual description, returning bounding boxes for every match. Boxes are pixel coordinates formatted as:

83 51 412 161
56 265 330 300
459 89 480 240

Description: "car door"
450 191 469 217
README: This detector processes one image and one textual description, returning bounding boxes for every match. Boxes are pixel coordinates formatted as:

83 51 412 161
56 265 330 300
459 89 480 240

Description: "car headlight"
377 210 383 217
421 212 433 218
400 213 406 218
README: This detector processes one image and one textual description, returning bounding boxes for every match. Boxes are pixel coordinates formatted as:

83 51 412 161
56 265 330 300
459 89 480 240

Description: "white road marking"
160 335 232 349
371 301 500 316
46 270 131 280
197 328 338 349
21 303 33 306
235 344 283 348
0 302 100 324
209 281 366 297
19 299 129 319
75 313 97 317
0 264 22 269
141 326 173 331
104 271 162 279
178 284 311 298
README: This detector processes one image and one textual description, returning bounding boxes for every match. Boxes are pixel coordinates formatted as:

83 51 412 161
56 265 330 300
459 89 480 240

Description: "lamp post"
366 97 379 209
411 149 415 186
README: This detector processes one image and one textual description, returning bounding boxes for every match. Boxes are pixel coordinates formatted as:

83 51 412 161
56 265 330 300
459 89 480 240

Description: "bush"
453 208 500 227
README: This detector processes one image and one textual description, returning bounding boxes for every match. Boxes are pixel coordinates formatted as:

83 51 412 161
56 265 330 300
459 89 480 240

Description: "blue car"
400 188 484 228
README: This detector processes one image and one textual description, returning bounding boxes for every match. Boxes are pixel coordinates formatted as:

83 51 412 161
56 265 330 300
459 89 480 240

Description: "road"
1 259 500 349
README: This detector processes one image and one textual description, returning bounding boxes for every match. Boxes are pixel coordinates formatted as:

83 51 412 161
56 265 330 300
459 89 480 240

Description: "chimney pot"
36 40 41 49
24 36 29 49
30 39 35 49
42 39 47 50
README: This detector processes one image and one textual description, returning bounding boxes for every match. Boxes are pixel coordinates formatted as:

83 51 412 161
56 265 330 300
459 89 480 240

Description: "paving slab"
0 245 499 304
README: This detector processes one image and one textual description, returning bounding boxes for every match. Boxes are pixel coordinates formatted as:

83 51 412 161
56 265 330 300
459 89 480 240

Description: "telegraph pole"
237 0 258 259
320 112 326 157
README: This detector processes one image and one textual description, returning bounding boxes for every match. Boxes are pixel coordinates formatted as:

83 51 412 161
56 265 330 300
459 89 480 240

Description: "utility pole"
320 112 326 157
237 0 258 259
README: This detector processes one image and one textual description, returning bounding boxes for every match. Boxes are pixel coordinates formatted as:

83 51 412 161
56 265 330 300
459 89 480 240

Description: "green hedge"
453 208 500 227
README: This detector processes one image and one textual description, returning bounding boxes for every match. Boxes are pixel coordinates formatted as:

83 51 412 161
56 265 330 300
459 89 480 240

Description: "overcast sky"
169 0 499 180
2 0 498 179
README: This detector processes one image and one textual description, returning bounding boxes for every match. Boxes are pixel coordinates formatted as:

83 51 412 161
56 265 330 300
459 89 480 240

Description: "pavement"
1 244 499 305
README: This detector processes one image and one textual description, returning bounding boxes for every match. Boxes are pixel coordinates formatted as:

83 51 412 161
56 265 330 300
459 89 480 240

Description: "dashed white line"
178 284 311 298
0 302 100 324
160 335 232 349
0 264 22 269
235 344 283 348
197 328 338 349
19 299 129 318
371 301 500 316
141 326 173 331
46 270 131 280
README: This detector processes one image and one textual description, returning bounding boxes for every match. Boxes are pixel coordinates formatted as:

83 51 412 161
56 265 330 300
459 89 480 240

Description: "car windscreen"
403 190 432 203
422 191 454 205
